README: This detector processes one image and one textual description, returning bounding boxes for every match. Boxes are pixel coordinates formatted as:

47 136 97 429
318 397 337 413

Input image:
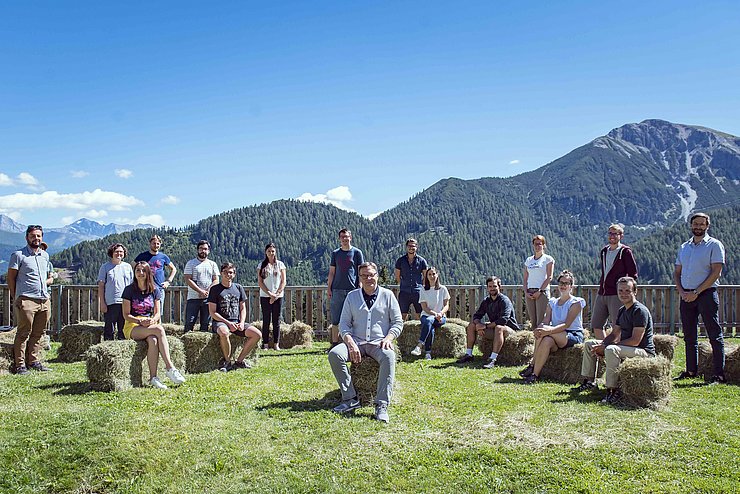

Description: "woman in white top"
522 235 555 329
257 243 287 350
521 270 585 384
410 267 450 360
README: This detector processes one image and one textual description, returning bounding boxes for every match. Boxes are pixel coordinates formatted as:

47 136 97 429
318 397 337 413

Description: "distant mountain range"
38 119 740 286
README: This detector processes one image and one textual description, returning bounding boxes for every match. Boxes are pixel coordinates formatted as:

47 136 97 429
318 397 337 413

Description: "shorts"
330 289 351 325
123 320 136 339
398 291 421 314
211 321 247 337
565 331 584 348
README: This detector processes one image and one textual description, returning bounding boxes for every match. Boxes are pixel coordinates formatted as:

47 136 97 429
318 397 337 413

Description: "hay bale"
58 321 104 362
494 330 534 366
86 336 186 391
446 318 470 328
698 341 739 381
349 344 401 405
538 344 589 384
725 346 740 384
397 320 467 358
618 356 672 409
0 329 45 373
280 321 314 349
653 334 678 361
162 323 186 337
181 331 259 374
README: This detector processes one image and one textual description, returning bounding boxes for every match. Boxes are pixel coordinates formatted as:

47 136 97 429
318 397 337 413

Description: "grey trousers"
328 342 396 406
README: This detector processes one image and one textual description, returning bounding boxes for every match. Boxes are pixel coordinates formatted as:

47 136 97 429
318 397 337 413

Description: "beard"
692 228 706 237
198 252 208 260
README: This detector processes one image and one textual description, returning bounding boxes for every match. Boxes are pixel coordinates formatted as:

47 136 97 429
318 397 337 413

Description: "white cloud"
85 209 108 219
160 195 181 205
71 170 89 178
17 172 39 186
61 216 74 224
0 189 144 214
0 173 12 186
6 211 22 221
297 185 355 211
509 159 520 165
366 211 382 220
115 168 133 179
135 214 165 227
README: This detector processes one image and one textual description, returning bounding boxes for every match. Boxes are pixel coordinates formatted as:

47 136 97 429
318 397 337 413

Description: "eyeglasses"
558 281 572 286
607 232 622 236
359 273 378 279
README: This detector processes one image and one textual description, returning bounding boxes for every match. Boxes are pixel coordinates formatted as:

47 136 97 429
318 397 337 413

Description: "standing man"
208 262 262 372
591 224 638 339
328 262 403 423
574 277 655 404
674 212 726 383
327 228 364 348
456 276 520 368
135 235 177 303
394 238 428 321
183 240 219 332
7 225 54 374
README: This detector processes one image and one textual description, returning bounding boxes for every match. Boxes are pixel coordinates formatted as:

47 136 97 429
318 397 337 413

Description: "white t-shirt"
419 285 450 316
184 258 220 300
548 296 585 332
524 254 554 290
259 260 286 298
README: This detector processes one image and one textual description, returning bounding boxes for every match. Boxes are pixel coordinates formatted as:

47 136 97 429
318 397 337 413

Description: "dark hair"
617 276 637 292
485 276 502 289
220 262 236 272
405 238 417 246
557 270 575 286
358 262 378 275
26 225 43 235
39 242 48 251
689 212 710 225
424 267 441 290
197 240 210 249
259 243 277 279
532 235 546 246
338 228 351 236
107 243 127 258
149 235 162 243
131 261 156 294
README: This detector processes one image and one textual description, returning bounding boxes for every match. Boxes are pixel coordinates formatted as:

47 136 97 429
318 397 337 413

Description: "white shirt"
419 285 450 316
524 254 554 289
259 260 286 298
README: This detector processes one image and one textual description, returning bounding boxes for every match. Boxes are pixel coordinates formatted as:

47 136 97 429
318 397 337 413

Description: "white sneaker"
166 368 186 385
410 343 423 356
42 335 51 351
150 376 168 389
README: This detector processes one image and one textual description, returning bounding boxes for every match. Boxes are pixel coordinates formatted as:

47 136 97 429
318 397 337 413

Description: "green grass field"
0 340 738 494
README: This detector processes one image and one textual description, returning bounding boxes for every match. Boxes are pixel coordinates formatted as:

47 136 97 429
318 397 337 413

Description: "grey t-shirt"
97 261 134 305
604 246 620 278
616 300 655 356
9 246 52 299
184 258 219 300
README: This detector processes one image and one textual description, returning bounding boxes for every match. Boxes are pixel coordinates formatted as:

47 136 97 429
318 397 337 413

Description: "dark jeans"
419 315 446 352
185 298 211 332
103 303 125 340
260 297 282 346
680 288 725 376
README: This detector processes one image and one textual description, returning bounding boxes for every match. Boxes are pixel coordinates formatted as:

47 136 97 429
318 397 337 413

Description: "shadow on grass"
259 348 326 358
549 388 605 404
493 376 523 384
36 380 93 396
673 381 709 389
428 359 487 370
256 389 342 413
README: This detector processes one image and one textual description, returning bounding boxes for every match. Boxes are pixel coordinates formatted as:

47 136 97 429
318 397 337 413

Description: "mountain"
48 119 740 287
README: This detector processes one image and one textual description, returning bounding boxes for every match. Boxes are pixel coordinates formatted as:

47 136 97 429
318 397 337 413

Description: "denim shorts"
565 331 584 348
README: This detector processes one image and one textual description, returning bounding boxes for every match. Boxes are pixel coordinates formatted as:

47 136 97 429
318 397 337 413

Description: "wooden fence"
1 284 739 338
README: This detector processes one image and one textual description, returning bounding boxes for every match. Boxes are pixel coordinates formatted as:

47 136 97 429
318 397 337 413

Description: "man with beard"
7 225 55 374
183 240 220 332
394 238 428 321
135 235 177 302
674 213 727 384
456 276 520 368
591 224 638 340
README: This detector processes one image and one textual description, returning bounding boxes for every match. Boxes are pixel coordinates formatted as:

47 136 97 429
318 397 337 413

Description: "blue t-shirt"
395 254 428 293
330 247 364 291
134 251 172 288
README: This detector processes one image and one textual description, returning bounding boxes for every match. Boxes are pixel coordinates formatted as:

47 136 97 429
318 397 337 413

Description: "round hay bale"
538 344 588 384
397 320 466 358
58 321 104 362
162 323 186 337
181 331 259 374
617 355 672 409
653 334 678 361
349 344 401 405
281 321 314 349
698 341 739 381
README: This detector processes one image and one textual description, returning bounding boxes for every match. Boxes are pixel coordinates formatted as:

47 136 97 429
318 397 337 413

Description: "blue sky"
1 1 739 228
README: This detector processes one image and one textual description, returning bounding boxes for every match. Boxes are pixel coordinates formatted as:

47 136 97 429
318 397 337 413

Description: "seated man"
456 276 520 368
574 276 655 404
207 262 261 372
328 262 403 423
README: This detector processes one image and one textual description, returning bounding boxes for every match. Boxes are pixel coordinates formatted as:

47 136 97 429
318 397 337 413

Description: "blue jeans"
680 288 724 376
419 315 446 352
330 289 351 326
103 303 125 340
185 298 211 332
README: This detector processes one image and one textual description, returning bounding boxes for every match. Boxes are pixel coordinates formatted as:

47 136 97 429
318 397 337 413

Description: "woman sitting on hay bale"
520 270 585 384
122 261 186 390
410 267 450 360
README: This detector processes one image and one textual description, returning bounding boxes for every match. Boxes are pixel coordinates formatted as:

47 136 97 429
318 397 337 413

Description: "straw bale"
617 356 672 409
445 318 470 329
349 344 401 405
86 336 186 391
0 355 10 375
725 346 740 383
280 321 314 349
181 331 259 374
0 329 45 373
538 344 591 384
698 341 739 381
58 321 104 362
476 326 530 364
162 324 186 337
653 334 678 361
397 320 467 358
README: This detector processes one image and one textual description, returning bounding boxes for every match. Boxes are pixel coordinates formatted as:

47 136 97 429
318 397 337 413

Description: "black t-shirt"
616 300 655 356
122 285 161 318
207 283 247 322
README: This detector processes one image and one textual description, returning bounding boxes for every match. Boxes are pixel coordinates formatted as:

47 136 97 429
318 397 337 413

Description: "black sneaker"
456 354 474 364
232 360 252 370
15 365 30 375
519 365 534 377
674 371 697 381
572 380 598 392
522 374 539 385
708 375 727 385
217 358 231 372
29 362 51 372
